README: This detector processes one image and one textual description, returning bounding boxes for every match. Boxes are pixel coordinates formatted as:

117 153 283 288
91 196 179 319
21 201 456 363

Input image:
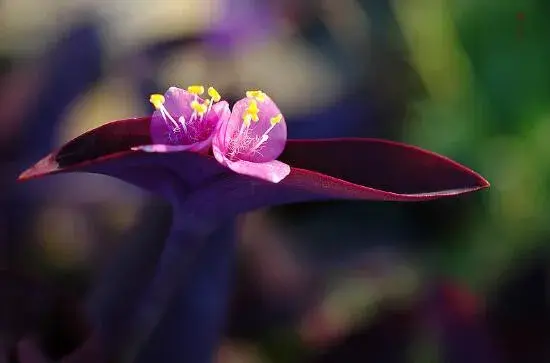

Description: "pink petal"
205 101 230 133
225 158 290 183
162 86 197 121
212 143 226 165
213 143 290 183
212 112 231 156
132 137 212 153
151 87 225 147
150 87 198 145
220 96 287 162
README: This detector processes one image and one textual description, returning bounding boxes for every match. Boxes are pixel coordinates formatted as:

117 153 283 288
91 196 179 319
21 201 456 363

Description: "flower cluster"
142 86 290 183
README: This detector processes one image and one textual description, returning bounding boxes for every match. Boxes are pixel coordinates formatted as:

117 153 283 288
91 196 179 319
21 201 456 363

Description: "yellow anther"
187 85 205 95
207 87 221 102
149 94 165 109
246 90 267 102
243 99 260 122
243 113 252 127
270 113 283 126
246 99 259 115
191 100 208 115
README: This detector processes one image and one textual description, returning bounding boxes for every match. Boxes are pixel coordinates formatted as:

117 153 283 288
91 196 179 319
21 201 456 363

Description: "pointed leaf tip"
18 153 59 181
18 117 152 182
278 138 490 199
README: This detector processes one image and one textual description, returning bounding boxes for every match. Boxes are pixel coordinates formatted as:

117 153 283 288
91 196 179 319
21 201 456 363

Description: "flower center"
227 90 282 160
150 85 221 144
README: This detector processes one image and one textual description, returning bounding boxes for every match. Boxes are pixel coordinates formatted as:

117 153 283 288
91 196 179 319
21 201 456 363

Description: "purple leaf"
18 117 488 213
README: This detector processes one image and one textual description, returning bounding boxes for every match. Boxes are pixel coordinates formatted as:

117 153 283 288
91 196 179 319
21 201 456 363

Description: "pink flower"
142 85 230 153
213 90 290 183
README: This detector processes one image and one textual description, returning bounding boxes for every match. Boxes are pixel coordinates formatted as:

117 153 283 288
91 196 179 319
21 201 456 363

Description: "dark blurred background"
1 0 548 362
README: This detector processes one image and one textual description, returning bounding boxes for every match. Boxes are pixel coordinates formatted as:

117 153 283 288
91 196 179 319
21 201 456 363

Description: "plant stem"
120 213 236 363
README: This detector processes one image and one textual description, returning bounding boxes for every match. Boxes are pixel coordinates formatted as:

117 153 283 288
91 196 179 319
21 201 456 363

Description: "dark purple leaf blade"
18 117 489 211
281 138 489 197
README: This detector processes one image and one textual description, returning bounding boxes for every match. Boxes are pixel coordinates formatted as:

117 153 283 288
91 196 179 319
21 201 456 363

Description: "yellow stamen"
149 94 165 109
244 99 260 122
246 90 267 102
187 85 205 95
149 93 181 131
247 99 259 114
251 113 283 151
243 113 252 127
270 113 282 126
207 87 221 102
191 100 208 115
